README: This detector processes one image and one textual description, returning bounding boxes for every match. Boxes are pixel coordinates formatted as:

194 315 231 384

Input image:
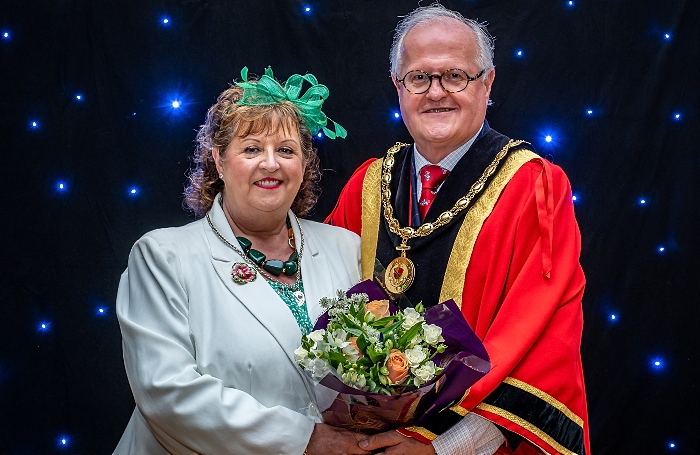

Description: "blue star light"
585 108 594 116
393 111 401 120
672 112 682 121
30 120 39 129
96 306 108 316
537 129 559 149
639 198 646 205
129 187 139 197
566 1 574 7
658 246 665 253
651 357 665 370
57 436 70 448
162 91 190 117
57 182 67 192
668 442 676 449
162 17 170 26
609 313 618 322
2 31 9 40
663 32 672 41
572 194 578 202
515 49 524 58
75 94 83 101
38 321 51 333
303 5 312 15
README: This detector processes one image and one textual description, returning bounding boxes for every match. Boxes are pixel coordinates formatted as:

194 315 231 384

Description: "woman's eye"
278 147 295 155
244 146 260 154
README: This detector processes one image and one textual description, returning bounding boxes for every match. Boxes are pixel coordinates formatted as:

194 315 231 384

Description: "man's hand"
306 423 370 455
358 431 437 455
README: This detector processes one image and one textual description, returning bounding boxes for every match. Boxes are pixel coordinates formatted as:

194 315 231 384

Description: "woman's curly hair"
183 83 321 218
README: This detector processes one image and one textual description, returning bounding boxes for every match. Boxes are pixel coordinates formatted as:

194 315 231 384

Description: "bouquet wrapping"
296 280 490 432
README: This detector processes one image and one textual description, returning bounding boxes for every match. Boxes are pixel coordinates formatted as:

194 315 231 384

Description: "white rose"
401 307 425 330
422 323 444 345
413 361 437 386
294 346 309 362
404 346 427 366
308 330 326 343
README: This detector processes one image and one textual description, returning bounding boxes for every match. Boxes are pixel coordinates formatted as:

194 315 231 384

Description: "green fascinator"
236 66 347 139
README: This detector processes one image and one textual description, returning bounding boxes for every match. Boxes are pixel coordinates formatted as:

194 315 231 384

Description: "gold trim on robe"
402 426 438 441
360 159 384 279
439 149 539 308
503 377 584 428
475 403 580 455
359 146 539 306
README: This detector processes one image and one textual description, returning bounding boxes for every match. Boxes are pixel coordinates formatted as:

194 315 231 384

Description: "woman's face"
214 126 305 222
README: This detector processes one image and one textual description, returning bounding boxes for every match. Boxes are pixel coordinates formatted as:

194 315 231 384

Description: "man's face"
393 20 494 161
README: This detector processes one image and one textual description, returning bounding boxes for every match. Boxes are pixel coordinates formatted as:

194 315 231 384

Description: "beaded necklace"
206 203 312 334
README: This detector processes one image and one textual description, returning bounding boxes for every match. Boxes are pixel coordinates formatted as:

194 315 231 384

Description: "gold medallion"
379 140 524 295
385 256 415 294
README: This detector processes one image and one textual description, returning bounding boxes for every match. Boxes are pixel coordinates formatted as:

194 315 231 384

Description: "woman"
114 67 368 455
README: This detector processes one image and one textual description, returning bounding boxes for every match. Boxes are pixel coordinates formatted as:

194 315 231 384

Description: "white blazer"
113 198 361 455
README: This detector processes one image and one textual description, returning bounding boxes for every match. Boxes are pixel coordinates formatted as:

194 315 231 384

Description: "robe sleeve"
324 158 377 233
460 160 589 455
117 231 314 455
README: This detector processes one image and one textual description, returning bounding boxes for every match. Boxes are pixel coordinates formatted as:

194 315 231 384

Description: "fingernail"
359 439 369 449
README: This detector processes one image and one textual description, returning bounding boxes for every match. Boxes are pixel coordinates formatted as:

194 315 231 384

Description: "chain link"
381 140 526 244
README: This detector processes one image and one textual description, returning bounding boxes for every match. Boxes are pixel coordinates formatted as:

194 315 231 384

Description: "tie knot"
420 165 450 191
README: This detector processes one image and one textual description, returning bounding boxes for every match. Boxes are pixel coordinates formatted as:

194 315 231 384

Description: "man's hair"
389 3 495 78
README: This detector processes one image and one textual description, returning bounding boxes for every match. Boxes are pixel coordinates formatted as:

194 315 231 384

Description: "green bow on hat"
236 66 347 140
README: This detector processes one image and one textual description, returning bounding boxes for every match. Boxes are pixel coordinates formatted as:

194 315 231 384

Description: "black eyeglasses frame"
395 68 486 94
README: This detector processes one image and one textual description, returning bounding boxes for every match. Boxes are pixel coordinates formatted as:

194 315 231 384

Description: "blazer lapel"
288 213 333 324
203 199 308 371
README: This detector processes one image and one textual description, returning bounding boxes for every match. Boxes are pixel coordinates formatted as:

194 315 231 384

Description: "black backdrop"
1 1 698 454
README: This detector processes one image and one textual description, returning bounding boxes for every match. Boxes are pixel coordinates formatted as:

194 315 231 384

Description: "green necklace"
235 225 299 277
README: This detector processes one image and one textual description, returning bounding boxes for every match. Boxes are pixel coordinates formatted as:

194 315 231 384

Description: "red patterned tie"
418 165 450 221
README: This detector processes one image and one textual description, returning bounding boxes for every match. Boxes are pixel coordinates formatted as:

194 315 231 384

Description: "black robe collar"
375 127 518 308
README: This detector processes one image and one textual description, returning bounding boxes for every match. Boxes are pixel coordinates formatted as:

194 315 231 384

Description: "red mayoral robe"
326 130 590 455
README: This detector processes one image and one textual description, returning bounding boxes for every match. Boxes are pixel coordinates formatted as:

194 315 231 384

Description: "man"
327 5 590 455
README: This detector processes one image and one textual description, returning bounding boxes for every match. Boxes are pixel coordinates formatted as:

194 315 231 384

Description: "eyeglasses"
396 68 486 94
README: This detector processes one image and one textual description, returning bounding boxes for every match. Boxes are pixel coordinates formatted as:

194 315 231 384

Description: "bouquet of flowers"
295 280 490 432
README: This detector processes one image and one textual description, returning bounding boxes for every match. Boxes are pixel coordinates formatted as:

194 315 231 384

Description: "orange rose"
365 299 390 320
386 349 410 385
348 336 363 359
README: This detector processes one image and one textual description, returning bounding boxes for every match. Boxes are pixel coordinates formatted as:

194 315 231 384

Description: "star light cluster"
4 3 690 452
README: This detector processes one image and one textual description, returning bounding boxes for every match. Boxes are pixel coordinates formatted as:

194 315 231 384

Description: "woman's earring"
219 173 224 179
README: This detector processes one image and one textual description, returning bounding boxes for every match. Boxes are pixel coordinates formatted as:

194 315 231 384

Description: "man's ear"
391 73 401 94
484 68 495 96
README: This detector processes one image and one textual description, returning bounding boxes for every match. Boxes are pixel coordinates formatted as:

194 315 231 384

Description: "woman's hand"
305 423 370 455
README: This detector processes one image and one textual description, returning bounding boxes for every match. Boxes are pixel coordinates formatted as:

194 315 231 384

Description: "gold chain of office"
379 139 525 294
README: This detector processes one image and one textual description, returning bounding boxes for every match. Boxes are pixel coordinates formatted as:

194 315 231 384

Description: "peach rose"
348 336 363 359
365 299 390 320
386 349 410 385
